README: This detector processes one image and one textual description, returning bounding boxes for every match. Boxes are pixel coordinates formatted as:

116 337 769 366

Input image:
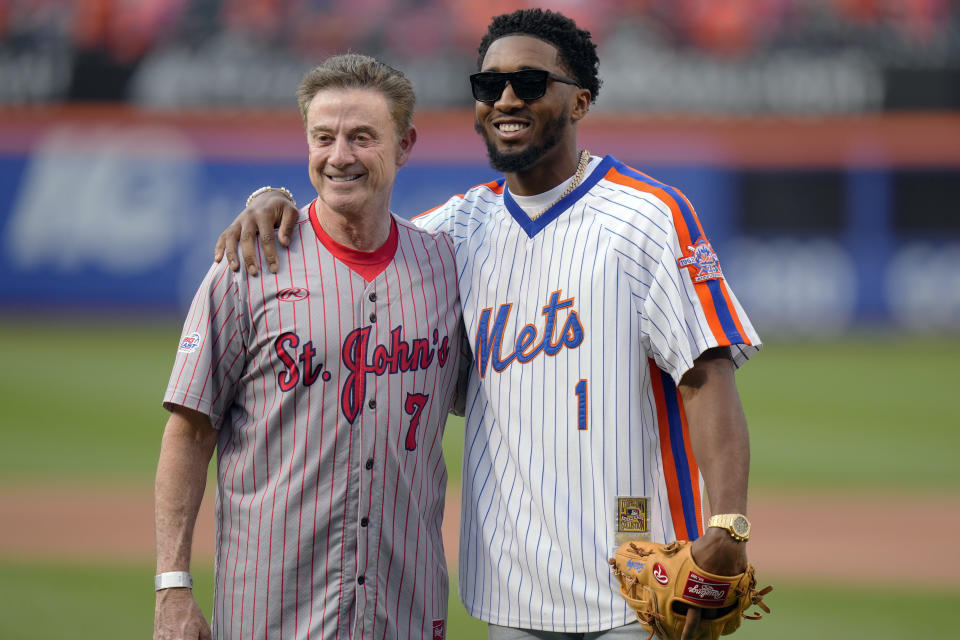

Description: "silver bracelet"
246 186 295 208
155 571 194 591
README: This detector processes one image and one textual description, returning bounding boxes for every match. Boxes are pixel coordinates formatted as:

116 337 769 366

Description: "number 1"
575 379 588 430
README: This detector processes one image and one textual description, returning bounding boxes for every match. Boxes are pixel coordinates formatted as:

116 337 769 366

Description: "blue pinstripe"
411 155 760 633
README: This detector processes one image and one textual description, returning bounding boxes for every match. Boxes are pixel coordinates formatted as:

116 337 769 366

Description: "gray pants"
488 622 646 640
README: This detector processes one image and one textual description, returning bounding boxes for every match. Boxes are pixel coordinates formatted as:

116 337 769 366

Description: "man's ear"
570 89 591 122
396 125 417 166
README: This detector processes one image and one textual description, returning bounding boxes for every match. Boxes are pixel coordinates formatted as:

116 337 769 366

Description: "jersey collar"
504 154 614 238
309 199 398 282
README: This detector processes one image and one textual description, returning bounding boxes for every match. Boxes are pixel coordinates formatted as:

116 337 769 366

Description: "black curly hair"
477 8 601 104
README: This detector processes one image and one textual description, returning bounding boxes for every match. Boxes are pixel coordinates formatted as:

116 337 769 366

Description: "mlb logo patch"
178 332 202 353
677 237 724 282
432 619 445 639
616 497 648 533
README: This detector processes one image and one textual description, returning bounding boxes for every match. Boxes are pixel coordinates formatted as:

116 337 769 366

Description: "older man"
154 54 462 640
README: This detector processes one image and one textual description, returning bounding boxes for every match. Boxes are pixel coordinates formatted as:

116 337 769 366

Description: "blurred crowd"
1 0 958 111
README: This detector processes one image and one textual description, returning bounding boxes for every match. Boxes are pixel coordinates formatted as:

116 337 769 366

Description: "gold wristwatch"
707 513 751 541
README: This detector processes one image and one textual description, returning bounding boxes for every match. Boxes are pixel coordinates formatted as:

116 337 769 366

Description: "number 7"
404 393 429 450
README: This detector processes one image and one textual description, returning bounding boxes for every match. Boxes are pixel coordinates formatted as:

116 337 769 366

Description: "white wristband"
246 186 295 208
155 571 193 591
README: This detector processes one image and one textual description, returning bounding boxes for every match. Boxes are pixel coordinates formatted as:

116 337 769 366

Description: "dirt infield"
2 486 958 586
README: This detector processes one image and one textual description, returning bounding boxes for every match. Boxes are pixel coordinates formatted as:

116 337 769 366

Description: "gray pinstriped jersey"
414 155 760 633
164 203 461 640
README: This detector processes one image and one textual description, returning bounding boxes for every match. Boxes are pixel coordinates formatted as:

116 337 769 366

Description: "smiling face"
305 87 415 219
474 34 589 179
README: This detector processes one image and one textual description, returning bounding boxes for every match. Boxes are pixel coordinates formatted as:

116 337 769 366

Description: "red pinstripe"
223 387 249 638
385 231 420 637
277 243 299 639
292 228 310 640
194 280 239 402
327 257 345 636
307 230 327 638
368 262 393 640
172 267 229 401
419 232 453 628
167 208 458 639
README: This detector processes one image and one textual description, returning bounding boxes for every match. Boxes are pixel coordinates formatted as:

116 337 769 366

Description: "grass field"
1 318 957 639
2 319 956 490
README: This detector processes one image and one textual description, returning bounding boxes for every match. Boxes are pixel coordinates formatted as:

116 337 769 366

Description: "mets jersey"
164 200 462 640
414 155 760 633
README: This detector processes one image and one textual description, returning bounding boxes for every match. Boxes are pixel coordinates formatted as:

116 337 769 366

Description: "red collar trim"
309 199 398 280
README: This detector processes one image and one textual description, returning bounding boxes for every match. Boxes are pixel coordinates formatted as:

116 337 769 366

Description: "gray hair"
297 54 416 136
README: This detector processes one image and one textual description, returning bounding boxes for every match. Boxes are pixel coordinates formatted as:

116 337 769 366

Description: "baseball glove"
608 540 771 640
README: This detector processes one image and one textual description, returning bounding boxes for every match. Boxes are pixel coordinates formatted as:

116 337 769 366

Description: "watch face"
733 516 749 535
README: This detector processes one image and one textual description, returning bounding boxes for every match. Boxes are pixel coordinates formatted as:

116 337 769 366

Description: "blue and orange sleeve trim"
649 358 704 540
604 162 752 349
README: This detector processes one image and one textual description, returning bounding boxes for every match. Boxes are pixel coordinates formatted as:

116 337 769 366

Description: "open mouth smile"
491 120 532 142
497 122 529 133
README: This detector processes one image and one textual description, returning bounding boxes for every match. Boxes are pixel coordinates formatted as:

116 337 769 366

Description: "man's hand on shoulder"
214 188 300 277
154 587 211 640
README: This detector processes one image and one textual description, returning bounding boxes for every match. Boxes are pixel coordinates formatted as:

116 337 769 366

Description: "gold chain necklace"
528 149 591 221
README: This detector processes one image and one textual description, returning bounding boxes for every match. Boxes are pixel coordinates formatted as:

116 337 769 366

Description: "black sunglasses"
470 69 581 103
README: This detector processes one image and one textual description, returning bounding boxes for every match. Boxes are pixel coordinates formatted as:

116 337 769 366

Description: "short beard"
475 112 567 173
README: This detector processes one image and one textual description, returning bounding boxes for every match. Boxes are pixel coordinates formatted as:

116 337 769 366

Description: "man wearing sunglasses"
216 9 761 640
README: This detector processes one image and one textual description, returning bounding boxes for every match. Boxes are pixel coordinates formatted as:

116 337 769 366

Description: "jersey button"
365 458 374 470
357 575 365 585
369 312 377 323
360 517 369 527
368 399 376 409
368 292 377 302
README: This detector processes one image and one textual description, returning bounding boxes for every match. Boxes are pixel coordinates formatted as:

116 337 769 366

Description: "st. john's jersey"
164 201 462 640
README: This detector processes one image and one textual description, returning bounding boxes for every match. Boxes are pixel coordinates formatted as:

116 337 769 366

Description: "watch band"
155 571 194 591
707 513 751 541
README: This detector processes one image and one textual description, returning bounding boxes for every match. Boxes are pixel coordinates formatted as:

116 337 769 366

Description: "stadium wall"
1 107 958 334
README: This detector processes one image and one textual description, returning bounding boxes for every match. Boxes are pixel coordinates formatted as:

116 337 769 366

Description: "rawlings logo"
682 571 731 605
277 287 309 302
475 289 584 377
677 237 723 282
653 562 669 585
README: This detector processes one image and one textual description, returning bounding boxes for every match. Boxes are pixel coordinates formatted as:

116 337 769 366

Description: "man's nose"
328 137 355 166
494 81 524 111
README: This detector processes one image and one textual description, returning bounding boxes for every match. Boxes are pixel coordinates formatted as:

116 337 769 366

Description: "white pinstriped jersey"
414 155 760 633
164 201 462 640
